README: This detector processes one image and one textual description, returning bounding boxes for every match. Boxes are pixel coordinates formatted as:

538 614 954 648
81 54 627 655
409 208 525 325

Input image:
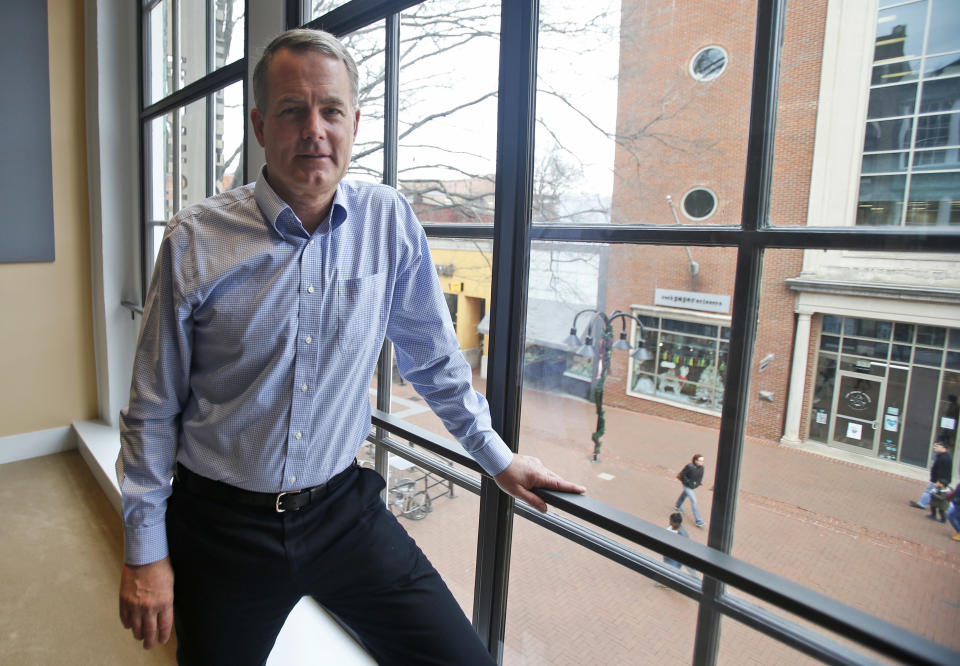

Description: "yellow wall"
431 246 493 353
0 0 97 437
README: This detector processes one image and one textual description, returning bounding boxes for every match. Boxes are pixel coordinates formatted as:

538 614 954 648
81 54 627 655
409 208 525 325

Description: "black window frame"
138 0 249 298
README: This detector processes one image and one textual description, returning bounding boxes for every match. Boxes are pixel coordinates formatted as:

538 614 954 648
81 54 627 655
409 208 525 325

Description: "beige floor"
0 451 177 665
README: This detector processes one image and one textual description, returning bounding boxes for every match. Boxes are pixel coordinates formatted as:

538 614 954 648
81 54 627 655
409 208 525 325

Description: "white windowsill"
72 419 376 665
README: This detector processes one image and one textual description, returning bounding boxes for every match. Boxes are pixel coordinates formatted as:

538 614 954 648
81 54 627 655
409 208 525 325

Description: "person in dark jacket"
675 454 706 527
910 439 952 519
663 512 699 576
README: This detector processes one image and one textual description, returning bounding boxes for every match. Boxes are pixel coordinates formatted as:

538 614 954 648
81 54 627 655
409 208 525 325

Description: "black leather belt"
174 460 358 512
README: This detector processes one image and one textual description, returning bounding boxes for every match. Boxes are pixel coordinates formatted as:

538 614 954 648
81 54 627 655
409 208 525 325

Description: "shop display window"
628 311 730 411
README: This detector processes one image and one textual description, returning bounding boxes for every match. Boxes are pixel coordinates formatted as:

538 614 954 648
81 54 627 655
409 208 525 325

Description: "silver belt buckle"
275 491 291 513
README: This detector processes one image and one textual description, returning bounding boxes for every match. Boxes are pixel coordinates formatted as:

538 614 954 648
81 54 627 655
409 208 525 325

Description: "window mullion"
471 0 538 661
693 0 786 663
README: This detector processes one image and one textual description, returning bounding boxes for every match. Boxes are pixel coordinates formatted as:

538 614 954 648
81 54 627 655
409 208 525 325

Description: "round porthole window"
690 46 728 81
682 188 717 221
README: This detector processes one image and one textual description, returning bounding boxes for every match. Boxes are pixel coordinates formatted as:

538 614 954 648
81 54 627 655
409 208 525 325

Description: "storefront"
808 315 959 468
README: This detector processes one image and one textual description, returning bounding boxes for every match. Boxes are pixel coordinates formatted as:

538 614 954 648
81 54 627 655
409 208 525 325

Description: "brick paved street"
380 374 960 664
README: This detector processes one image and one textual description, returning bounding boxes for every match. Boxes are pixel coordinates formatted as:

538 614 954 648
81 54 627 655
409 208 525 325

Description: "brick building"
596 0 960 476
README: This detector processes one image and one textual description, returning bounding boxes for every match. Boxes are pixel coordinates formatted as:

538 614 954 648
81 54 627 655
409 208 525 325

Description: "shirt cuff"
468 436 515 477
123 521 169 566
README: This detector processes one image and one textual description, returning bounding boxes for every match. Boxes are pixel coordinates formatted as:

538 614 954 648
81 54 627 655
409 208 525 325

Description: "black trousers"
166 464 494 666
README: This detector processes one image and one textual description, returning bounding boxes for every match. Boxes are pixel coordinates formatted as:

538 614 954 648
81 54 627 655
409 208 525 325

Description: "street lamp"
565 309 652 462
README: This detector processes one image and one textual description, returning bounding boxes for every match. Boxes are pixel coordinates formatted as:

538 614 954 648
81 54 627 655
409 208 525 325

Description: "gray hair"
252 28 359 110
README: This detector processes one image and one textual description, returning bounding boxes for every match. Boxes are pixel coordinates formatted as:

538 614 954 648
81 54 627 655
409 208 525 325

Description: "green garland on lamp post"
564 310 652 463
590 323 614 462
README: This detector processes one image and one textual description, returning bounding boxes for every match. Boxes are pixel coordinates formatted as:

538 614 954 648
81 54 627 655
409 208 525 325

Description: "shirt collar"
253 165 349 239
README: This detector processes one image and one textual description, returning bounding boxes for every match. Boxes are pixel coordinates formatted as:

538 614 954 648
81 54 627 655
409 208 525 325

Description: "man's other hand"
119 557 174 649
494 455 586 513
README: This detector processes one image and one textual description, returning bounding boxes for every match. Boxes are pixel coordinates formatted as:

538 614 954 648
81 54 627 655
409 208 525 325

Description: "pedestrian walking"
910 439 952 514
675 454 706 527
664 512 699 576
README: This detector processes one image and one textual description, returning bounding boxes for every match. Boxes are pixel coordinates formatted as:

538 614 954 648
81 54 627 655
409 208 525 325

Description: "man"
674 454 706 527
117 28 585 665
910 439 953 514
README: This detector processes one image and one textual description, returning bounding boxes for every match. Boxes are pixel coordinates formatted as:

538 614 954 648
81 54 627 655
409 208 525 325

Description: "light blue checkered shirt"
118 168 514 565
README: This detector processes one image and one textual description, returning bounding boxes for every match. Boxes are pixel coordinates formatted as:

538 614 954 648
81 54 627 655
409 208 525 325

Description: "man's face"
695 456 704 466
250 48 359 210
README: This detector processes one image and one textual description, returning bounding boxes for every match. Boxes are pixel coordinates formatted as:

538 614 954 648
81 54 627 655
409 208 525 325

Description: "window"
858 0 960 226
681 187 718 220
628 309 729 412
130 1 960 664
809 314 960 467
690 45 728 81
140 0 246 281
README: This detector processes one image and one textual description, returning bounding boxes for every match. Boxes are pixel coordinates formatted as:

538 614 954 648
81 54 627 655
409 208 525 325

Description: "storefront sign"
846 422 863 440
654 289 730 313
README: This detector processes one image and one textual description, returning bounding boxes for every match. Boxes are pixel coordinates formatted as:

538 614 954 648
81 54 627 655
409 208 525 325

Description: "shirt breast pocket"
336 271 388 353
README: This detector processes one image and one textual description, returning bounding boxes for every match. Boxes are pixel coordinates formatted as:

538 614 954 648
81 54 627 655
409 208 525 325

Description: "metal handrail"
370 408 959 666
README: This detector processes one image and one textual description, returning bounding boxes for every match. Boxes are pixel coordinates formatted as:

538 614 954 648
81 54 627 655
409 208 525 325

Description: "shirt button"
295 431 302 439
301 383 308 392
307 284 315 294
309 240 315 245
304 335 312 344
290 475 297 484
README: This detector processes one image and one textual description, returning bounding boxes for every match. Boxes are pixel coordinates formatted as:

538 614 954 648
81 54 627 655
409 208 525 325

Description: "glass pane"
872 57 920 86
880 367 908 460
894 322 915 342
535 0 621 224
179 96 208 210
215 80 244 193
844 317 892 339
905 172 960 226
717 616 821 666
936 372 960 449
863 117 913 152
861 151 908 174
214 0 244 69
857 174 906 225
519 243 734 526
344 24 385 183
928 0 960 55
180 1 210 92
917 325 947 346
144 0 244 106
610 1 755 226
397 1 500 223
737 250 960 651
145 111 175 223
819 335 839 352
809 351 836 442
914 347 943 366
504 512 698 665
867 82 918 119
145 0 174 106
770 0 960 228
919 77 960 114
718 597 904 666
912 148 960 170
924 53 960 79
875 1 928 63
